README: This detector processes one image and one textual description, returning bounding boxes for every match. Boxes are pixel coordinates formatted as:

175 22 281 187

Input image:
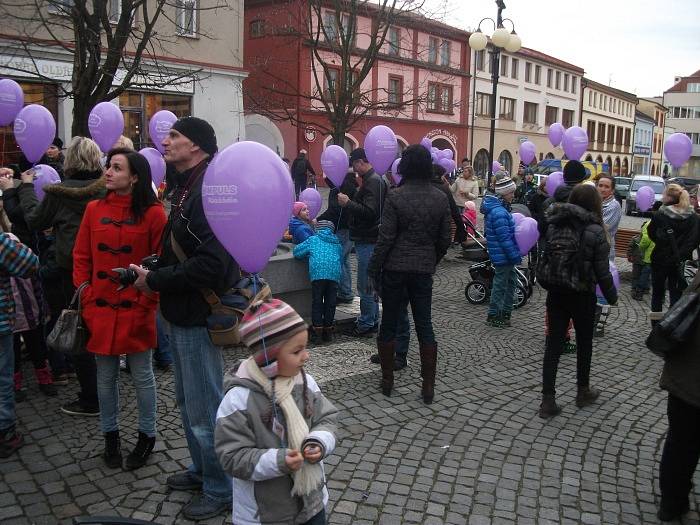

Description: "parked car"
667 176 700 191
532 159 608 181
626 174 666 215
614 176 632 201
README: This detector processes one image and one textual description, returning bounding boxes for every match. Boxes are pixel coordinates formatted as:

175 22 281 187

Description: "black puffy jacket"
368 179 451 276
147 159 240 327
317 173 357 231
647 205 699 265
545 203 617 304
346 169 387 244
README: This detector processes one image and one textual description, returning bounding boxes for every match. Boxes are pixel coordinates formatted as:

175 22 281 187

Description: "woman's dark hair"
569 184 603 224
106 147 159 221
398 144 432 180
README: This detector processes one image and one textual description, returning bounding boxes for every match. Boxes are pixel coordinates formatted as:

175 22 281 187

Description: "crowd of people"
0 118 699 523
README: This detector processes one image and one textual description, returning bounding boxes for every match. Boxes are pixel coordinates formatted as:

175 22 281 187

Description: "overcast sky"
424 0 700 97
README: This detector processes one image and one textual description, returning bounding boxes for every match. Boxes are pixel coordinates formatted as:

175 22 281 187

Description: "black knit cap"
52 137 63 149
171 117 218 156
563 160 586 184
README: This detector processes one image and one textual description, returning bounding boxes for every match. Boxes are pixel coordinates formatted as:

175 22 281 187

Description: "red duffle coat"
72 192 167 355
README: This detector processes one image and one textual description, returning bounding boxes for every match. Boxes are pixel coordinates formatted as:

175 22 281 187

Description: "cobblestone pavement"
2 249 699 525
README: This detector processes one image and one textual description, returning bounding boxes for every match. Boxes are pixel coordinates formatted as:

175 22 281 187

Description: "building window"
428 37 438 63
562 109 574 128
525 62 532 83
535 65 541 84
555 71 561 90
608 124 615 146
388 27 400 56
498 150 513 174
387 75 403 106
250 20 265 38
598 122 606 144
586 120 596 142
499 97 515 120
476 92 492 117
524 102 538 124
323 11 338 41
176 0 197 36
427 82 453 113
108 0 121 23
48 0 73 15
510 58 519 80
688 83 700 93
588 91 592 106
616 127 623 146
593 92 598 108
547 68 552 88
323 67 339 102
572 76 577 94
440 40 450 67
564 74 569 92
475 50 485 71
500 56 509 77
118 91 191 150
545 106 558 126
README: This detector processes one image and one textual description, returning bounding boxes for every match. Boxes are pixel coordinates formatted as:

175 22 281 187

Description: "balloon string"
251 273 280 422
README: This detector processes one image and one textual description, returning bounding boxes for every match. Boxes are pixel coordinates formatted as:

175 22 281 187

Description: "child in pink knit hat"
289 202 315 244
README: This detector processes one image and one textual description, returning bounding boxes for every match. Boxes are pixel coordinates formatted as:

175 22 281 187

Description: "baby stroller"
460 215 533 308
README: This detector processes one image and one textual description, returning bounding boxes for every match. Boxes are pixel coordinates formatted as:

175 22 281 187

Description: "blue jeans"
632 263 651 292
336 229 354 299
163 320 231 503
378 271 436 345
153 313 173 366
95 351 156 436
0 334 15 432
355 243 379 330
488 265 517 317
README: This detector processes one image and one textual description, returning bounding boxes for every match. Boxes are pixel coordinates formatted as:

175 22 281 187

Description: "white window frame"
177 0 197 37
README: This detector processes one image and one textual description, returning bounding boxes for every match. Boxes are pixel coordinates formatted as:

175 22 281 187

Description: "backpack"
626 231 642 263
537 222 587 292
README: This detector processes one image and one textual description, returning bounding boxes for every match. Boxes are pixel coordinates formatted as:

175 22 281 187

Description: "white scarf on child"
244 357 323 496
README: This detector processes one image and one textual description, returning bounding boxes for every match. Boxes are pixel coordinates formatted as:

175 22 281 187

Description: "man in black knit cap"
131 116 237 519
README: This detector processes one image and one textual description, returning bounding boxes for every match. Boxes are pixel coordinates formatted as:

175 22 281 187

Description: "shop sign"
0 54 194 94
426 128 458 145
634 145 650 155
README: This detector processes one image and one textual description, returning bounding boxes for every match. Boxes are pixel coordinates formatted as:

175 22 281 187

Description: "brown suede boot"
419 341 438 404
575 386 600 408
377 340 395 396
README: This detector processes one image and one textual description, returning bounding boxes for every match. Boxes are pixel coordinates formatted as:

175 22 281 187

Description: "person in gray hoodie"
215 298 337 525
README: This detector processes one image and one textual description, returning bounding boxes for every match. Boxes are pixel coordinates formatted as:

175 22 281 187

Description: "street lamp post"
469 0 521 190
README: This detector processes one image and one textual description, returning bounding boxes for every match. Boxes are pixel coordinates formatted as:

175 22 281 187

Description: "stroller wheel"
513 285 528 309
465 281 488 304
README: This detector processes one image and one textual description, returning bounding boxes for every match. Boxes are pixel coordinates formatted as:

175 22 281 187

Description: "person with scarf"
215 298 337 525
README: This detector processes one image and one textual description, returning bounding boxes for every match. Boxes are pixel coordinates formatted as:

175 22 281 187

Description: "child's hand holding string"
285 449 304 471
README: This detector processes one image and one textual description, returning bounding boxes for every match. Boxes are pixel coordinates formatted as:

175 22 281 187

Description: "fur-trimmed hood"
43 176 107 212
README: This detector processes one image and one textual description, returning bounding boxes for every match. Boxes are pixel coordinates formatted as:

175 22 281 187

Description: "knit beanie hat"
315 220 335 232
52 137 63 149
171 117 218 156
563 160 586 184
292 201 307 217
238 299 308 378
495 175 516 196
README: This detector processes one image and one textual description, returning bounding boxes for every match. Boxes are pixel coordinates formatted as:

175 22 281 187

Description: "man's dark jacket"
147 160 240 327
317 173 357 231
346 168 387 244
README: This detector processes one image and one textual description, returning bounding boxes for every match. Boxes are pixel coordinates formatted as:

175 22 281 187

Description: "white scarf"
244 357 323 496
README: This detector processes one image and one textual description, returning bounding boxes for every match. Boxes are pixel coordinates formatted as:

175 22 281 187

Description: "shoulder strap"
169 231 222 307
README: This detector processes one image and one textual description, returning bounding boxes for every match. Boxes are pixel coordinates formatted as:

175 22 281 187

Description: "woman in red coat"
73 147 167 470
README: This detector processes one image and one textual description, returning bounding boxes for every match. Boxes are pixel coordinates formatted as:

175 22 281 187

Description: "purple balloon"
300 188 322 220
391 158 402 185
596 261 620 296
364 125 397 175
443 149 454 160
519 141 536 164
202 141 293 273
439 158 456 173
149 110 177 154
545 171 564 195
13 104 56 163
420 137 432 151
32 164 61 201
492 161 502 173
561 126 588 161
139 147 166 187
548 123 565 147
321 145 349 188
515 217 539 256
664 133 693 169
636 185 655 212
512 212 525 226
0 79 24 126
88 102 125 153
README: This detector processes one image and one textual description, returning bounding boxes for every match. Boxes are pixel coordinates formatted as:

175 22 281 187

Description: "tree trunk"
71 96 90 138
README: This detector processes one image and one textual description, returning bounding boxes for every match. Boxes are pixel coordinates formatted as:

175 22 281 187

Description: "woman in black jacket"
368 145 451 403
538 184 618 418
648 183 700 316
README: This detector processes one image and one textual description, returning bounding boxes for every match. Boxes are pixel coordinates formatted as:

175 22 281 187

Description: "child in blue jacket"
289 202 315 244
293 220 342 343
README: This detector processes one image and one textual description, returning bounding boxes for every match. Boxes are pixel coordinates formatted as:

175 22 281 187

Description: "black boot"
377 340 395 396
538 395 561 419
419 341 438 404
103 430 122 469
322 325 335 343
125 431 156 470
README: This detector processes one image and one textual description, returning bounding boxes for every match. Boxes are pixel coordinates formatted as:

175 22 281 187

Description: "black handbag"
46 282 90 356
646 291 700 358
